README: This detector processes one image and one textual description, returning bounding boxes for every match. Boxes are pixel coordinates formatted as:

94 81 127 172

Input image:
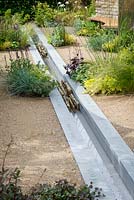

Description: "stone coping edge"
33 25 134 199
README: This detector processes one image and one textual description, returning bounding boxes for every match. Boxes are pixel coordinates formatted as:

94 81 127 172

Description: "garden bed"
0 51 83 191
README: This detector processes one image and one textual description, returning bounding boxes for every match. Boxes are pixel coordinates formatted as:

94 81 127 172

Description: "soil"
0 51 83 192
43 27 134 151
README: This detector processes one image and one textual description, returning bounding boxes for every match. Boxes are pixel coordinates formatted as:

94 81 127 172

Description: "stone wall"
95 0 118 19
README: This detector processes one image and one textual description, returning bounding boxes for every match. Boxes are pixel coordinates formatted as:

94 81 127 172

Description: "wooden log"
62 95 71 112
68 97 76 112
58 87 64 96
60 84 67 95
58 80 80 112
70 94 80 110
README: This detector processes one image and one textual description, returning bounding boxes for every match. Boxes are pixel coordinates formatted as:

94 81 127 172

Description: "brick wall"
95 0 118 19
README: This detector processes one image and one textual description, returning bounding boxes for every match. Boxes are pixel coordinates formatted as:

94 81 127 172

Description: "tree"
119 0 134 29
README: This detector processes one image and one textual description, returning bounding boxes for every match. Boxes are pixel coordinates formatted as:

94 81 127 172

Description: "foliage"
71 62 93 84
118 29 134 48
0 10 29 50
0 0 35 15
11 11 30 25
54 0 95 25
50 25 76 47
74 18 85 33
7 58 56 97
89 34 109 51
28 179 104 200
70 44 134 95
74 19 99 36
0 142 104 199
64 55 84 76
54 10 75 26
118 44 134 64
0 0 93 18
49 25 65 47
84 76 120 95
0 139 27 200
84 57 134 95
88 30 115 51
0 173 104 200
0 0 58 16
0 167 26 200
102 31 134 53
102 36 119 52
103 28 134 52
87 0 95 16
34 2 55 27
88 22 134 53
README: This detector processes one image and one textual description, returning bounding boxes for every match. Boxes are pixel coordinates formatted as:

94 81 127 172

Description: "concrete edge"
33 25 134 198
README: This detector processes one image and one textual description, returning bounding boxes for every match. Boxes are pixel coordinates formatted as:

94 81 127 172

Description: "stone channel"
28 25 134 200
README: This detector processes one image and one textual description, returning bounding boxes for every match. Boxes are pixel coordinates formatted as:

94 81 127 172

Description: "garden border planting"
32 24 134 199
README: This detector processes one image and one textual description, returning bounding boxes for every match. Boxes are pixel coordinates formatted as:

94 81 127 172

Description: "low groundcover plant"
7 58 56 97
0 169 105 200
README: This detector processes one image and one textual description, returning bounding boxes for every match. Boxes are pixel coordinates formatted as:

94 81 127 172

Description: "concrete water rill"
31 24 134 199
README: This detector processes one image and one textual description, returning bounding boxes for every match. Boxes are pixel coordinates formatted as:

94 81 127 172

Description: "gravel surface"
93 95 134 150
0 51 83 191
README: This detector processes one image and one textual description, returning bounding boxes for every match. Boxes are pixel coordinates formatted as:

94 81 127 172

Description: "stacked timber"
37 43 48 58
58 80 80 113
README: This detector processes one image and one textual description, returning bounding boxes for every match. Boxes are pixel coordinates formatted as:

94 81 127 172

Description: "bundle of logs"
37 43 48 58
58 80 80 113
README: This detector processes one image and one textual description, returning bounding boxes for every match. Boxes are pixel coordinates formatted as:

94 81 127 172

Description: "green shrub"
0 41 12 50
70 47 134 95
7 58 56 97
88 30 115 51
119 30 134 49
74 18 85 33
74 19 99 36
0 140 104 200
50 25 76 47
71 62 93 83
103 30 134 52
89 34 109 51
84 76 121 95
29 179 104 199
34 2 54 27
0 170 104 200
113 63 134 93
102 36 119 52
54 10 75 26
88 0 95 16
84 58 134 95
0 167 26 200
118 45 134 64
0 10 29 50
